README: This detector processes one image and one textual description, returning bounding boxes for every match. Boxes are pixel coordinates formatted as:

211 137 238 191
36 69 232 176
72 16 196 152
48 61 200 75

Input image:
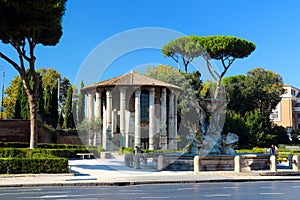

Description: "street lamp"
0 67 4 120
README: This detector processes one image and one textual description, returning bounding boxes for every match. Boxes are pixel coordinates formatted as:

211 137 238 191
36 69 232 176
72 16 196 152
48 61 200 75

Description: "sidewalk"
1 153 300 187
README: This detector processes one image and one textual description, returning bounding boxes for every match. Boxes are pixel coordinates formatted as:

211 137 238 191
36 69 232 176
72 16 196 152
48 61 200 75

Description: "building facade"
81 71 182 151
271 84 300 132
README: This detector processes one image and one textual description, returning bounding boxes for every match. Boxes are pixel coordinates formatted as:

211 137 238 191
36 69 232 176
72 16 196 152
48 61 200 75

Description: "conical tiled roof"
81 71 183 92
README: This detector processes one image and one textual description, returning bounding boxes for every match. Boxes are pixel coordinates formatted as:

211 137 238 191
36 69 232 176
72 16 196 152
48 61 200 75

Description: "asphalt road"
1 181 300 200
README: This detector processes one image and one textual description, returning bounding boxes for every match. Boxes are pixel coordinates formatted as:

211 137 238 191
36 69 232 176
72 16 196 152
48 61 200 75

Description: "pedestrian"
270 144 275 154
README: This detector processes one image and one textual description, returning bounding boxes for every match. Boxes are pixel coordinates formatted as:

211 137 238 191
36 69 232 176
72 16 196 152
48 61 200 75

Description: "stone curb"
1 176 300 187
0 173 74 178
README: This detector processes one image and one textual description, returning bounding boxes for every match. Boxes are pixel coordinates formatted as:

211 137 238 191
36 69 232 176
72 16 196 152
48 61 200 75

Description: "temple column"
168 91 175 149
174 92 178 150
134 88 141 148
161 88 167 150
95 92 101 119
105 89 112 150
149 87 155 150
87 93 95 121
119 87 126 148
102 96 107 149
112 109 117 135
95 91 102 146
87 93 95 146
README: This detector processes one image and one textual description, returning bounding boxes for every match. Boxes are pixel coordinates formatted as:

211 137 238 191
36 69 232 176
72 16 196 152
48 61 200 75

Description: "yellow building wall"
275 98 294 128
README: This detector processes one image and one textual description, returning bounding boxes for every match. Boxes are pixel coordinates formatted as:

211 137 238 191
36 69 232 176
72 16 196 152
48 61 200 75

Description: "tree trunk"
29 94 38 148
22 76 39 149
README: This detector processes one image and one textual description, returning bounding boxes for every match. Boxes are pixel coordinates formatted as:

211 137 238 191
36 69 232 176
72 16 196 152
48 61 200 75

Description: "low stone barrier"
238 154 271 171
159 153 272 172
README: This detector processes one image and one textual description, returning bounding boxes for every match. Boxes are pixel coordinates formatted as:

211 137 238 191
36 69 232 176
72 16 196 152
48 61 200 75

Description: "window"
298 113 300 119
284 89 288 94
292 89 296 96
298 124 300 130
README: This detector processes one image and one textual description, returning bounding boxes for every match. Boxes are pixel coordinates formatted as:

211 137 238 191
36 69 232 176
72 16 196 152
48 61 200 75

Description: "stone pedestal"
157 155 164 171
234 155 241 172
194 155 200 173
293 155 300 171
270 155 277 172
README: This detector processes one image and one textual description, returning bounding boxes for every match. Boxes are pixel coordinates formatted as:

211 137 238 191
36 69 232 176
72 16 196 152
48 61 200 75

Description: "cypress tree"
77 81 85 123
14 80 23 119
58 109 64 129
50 83 59 128
37 77 45 121
16 79 30 119
64 86 75 129
44 85 52 125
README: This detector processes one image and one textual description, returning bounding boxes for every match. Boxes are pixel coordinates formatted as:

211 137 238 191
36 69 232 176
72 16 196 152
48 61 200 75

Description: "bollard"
134 154 141 169
194 155 200 173
157 155 164 171
142 153 148 165
234 155 241 172
292 155 300 172
270 155 277 172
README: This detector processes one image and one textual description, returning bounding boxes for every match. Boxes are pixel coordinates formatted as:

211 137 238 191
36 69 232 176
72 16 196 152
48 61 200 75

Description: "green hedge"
0 158 69 174
0 147 104 159
0 142 89 149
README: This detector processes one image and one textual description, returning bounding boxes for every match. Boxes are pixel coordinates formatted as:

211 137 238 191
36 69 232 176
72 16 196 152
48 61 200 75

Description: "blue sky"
0 0 300 89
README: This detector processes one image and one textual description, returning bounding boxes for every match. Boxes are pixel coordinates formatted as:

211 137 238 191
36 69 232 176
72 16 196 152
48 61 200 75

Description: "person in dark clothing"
270 144 275 154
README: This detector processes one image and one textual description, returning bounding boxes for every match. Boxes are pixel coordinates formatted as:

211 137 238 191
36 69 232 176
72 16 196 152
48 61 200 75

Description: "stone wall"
0 120 84 145
0 120 30 142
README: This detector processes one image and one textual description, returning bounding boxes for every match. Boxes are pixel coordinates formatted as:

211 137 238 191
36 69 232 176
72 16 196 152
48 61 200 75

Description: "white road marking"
205 194 231 197
141 197 170 199
117 192 147 195
118 189 144 192
259 186 273 189
223 187 238 189
177 187 195 190
260 193 284 195
292 186 300 188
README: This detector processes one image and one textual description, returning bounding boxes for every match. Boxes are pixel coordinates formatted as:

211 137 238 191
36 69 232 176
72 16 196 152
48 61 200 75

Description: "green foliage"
243 67 283 115
50 83 59 128
0 144 101 159
37 77 46 121
194 35 256 61
0 0 67 46
222 75 255 115
162 36 204 72
44 84 52 121
63 86 75 129
119 147 134 154
0 158 68 174
77 81 85 123
222 110 249 148
63 87 75 128
14 79 30 119
245 109 276 147
59 78 72 109
0 0 67 148
3 76 20 118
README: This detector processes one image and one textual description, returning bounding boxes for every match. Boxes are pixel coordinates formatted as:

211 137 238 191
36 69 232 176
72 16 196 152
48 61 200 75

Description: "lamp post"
0 67 4 120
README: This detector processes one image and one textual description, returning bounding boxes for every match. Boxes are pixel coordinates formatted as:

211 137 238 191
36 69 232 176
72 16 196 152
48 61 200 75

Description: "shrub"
0 158 69 174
